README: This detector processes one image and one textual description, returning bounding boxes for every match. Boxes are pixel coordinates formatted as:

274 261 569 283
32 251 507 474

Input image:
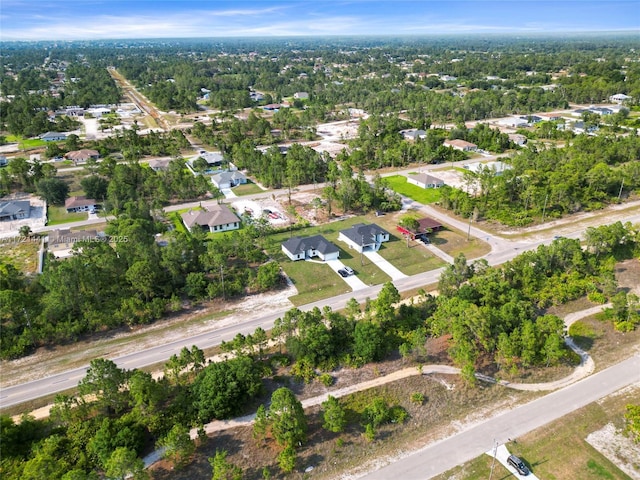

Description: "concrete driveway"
363 251 407 280
486 444 540 479
325 259 368 290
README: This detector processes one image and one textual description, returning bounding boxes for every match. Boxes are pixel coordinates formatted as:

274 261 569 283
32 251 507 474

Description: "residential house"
338 223 390 253
293 92 309 100
281 235 340 261
497 116 529 128
65 196 98 213
39 132 67 142
48 228 101 258
400 129 427 141
211 171 247 190
0 200 30 221
443 139 477 152
464 161 512 175
148 159 172 171
181 204 241 233
406 173 445 189
397 217 443 239
65 149 99 165
508 133 528 146
539 113 563 122
610 93 632 103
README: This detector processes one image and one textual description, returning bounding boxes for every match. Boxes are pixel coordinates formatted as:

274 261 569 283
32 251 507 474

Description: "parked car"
507 455 529 476
343 266 354 275
337 269 349 278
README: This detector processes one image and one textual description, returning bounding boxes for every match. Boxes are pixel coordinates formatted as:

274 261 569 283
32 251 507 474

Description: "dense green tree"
268 387 307 447
322 395 347 433
36 178 69 205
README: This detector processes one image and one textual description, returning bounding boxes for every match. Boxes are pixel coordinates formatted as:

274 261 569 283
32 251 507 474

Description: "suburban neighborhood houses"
1 20 639 480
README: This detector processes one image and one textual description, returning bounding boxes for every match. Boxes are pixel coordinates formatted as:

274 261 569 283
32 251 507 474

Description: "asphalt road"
361 354 640 480
3 209 640 408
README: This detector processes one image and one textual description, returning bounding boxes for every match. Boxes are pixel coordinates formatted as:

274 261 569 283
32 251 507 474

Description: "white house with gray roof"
338 223 390 253
407 173 445 189
211 171 247 190
281 235 340 261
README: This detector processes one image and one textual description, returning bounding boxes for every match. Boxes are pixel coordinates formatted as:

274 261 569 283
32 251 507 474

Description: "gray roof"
0 200 30 218
340 223 389 246
212 171 246 184
407 173 444 185
282 235 339 256
49 228 100 245
181 204 240 229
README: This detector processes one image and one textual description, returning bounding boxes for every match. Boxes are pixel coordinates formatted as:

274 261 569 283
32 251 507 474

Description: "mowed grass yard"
434 384 638 480
233 180 265 196
48 205 86 225
384 174 443 204
266 214 446 304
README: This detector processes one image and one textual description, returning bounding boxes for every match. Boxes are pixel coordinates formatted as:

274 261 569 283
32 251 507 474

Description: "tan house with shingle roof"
65 149 99 165
181 204 241 233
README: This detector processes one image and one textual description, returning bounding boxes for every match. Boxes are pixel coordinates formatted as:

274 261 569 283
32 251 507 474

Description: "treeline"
440 134 640 226
2 223 637 478
0 209 283 359
0 62 120 137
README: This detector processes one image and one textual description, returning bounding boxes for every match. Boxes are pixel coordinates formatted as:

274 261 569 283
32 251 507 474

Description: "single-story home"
397 217 443 240
148 159 172 171
293 92 309 100
65 149 100 165
281 235 340 261
443 139 477 152
508 133 528 146
48 228 101 258
39 132 67 142
400 129 427 141
610 93 632 103
181 204 241 233
65 196 98 213
407 173 445 189
497 117 529 128
0 200 30 221
211 171 247 190
464 161 512 175
338 223 390 253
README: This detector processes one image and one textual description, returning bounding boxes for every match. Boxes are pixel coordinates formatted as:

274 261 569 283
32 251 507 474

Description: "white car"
343 266 354 275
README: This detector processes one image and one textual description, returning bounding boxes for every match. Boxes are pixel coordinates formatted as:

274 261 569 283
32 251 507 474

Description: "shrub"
319 373 334 387
410 392 425 404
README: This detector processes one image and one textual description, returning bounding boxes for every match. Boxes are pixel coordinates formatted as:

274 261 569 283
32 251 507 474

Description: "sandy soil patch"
586 421 640 479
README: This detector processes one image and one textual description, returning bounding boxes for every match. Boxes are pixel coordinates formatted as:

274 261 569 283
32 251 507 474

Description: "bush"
588 291 608 304
410 392 425 404
318 373 334 387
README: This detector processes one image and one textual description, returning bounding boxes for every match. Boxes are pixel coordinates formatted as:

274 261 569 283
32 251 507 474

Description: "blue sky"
1 1 638 41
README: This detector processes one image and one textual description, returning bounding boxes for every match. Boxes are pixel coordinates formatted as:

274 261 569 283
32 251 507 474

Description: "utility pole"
488 439 498 480
541 193 549 223
220 265 225 299
618 178 624 201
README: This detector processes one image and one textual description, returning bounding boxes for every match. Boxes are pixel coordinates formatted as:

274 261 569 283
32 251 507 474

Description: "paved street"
360 355 640 480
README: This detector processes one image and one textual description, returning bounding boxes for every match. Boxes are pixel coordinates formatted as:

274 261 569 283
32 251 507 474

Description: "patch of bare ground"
586 421 640 479
150 374 534 480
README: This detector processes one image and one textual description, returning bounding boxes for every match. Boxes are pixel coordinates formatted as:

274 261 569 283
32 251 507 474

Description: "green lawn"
5 135 48 149
233 181 265 196
47 206 86 225
384 175 443 204
281 260 351 306
266 214 449 303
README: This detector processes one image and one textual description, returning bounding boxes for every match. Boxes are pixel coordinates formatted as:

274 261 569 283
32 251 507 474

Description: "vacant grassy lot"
0 236 41 274
5 135 47 149
233 180 265 196
48 205 86 225
431 228 491 259
281 259 351 306
384 175 442 204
